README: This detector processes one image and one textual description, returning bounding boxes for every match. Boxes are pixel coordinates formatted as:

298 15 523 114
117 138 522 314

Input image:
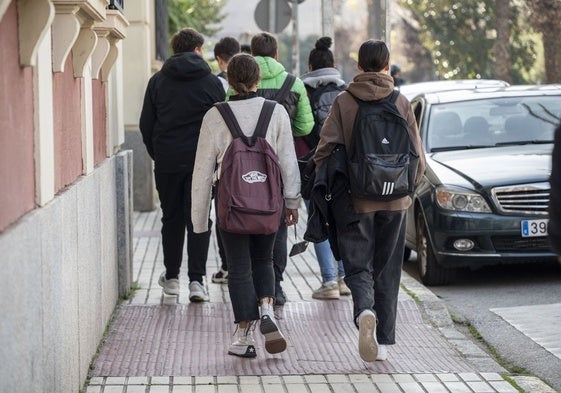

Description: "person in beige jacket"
191 53 300 358
314 40 426 363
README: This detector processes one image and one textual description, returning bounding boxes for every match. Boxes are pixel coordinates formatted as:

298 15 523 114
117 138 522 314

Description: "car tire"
415 211 454 286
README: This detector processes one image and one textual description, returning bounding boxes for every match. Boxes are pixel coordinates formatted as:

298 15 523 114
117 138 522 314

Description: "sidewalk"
85 208 554 393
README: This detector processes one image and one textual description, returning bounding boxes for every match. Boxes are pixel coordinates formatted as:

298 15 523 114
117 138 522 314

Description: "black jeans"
219 229 276 323
154 169 211 283
336 209 407 345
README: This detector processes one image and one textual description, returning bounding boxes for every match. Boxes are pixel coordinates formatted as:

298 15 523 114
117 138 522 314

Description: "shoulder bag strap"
274 74 296 103
215 102 252 146
253 100 276 139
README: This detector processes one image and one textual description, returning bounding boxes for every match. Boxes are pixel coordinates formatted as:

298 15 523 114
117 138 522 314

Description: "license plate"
521 219 549 237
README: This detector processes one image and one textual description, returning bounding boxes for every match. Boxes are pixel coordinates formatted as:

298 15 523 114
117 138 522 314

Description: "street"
404 256 561 392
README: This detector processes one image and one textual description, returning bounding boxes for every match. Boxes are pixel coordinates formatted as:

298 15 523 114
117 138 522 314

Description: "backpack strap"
215 100 276 146
274 74 296 103
253 100 276 138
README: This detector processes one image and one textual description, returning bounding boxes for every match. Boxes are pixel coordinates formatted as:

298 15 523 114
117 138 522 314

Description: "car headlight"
435 186 492 213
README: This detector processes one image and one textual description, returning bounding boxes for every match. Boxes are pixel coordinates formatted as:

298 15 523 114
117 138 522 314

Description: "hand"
285 208 299 226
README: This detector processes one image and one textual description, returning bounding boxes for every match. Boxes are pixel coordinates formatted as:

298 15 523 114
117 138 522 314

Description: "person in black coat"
549 122 561 262
139 28 226 301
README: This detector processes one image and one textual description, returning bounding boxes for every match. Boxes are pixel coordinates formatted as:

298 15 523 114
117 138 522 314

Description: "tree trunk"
493 0 511 83
525 0 561 83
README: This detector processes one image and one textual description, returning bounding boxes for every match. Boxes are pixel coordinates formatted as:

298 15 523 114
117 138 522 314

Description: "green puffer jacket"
254 56 314 137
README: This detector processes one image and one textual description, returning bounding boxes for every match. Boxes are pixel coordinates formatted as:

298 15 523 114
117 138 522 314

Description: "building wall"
0 1 35 231
53 53 83 191
0 1 131 392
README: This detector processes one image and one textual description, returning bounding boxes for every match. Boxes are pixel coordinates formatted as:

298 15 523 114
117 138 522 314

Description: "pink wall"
53 53 83 192
0 2 36 232
92 78 107 165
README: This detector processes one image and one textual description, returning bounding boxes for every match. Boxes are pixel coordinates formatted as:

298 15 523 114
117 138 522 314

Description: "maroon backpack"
215 100 283 235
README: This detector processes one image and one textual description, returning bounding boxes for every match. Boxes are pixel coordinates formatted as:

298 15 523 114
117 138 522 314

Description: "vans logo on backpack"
214 100 284 235
382 138 390 144
242 171 267 183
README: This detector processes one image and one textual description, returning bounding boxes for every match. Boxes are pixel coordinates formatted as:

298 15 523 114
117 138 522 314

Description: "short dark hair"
250 32 277 57
170 28 204 54
227 53 261 96
214 36 241 62
240 44 251 54
358 40 390 73
308 36 335 71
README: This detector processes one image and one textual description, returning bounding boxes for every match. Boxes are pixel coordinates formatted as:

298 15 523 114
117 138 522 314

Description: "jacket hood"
161 52 212 81
254 56 286 80
300 67 346 89
347 72 394 101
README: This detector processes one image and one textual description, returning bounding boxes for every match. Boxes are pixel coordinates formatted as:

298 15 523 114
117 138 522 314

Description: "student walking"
313 40 426 362
299 37 350 300
139 28 225 302
211 36 242 284
251 32 314 305
191 54 300 357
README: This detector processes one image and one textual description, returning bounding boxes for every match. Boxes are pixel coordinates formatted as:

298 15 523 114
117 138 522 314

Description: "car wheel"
415 211 453 286
403 247 412 262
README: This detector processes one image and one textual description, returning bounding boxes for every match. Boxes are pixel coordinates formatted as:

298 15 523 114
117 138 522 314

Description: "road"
404 256 561 392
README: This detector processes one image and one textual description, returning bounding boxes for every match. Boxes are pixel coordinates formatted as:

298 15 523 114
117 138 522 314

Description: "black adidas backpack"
347 90 419 201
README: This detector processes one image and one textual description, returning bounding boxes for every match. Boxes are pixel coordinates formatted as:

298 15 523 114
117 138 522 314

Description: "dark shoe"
275 285 287 306
211 268 228 284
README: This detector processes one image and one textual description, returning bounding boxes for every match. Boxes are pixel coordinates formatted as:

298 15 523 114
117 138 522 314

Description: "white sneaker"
260 302 287 354
228 321 257 358
158 272 179 296
358 309 378 362
188 281 209 302
376 344 388 361
211 268 228 284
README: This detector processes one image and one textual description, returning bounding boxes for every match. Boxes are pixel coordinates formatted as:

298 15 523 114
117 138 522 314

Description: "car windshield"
426 95 561 152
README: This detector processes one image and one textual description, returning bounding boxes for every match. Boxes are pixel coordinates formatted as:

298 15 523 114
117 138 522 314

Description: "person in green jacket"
253 32 313 305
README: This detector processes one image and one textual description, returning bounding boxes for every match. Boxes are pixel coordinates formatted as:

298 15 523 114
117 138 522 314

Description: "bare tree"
525 0 561 83
493 0 511 83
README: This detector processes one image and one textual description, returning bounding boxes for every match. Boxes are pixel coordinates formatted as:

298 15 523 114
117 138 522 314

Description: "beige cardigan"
191 97 301 233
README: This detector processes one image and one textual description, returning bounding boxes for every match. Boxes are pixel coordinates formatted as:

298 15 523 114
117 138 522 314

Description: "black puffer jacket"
549 123 561 255
139 52 226 172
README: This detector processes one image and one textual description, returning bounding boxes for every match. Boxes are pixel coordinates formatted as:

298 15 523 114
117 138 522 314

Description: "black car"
405 84 560 285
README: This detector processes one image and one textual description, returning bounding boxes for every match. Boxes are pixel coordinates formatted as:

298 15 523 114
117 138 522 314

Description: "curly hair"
227 54 261 96
170 28 204 54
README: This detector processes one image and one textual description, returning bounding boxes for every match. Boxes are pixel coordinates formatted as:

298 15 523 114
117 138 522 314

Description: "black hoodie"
139 52 226 172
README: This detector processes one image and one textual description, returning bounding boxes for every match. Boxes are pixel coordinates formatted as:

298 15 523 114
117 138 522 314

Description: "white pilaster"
81 68 94 174
34 29 55 206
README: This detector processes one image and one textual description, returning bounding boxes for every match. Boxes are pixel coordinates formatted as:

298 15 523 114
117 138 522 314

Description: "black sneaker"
211 268 228 284
275 285 287 306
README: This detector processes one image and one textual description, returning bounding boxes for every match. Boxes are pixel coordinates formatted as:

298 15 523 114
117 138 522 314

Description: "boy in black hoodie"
140 28 226 302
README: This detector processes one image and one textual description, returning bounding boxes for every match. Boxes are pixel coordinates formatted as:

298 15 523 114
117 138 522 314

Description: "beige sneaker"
338 278 351 296
312 282 340 300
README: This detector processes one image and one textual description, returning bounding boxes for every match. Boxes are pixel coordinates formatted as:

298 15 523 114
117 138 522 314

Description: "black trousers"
154 169 211 283
336 209 407 345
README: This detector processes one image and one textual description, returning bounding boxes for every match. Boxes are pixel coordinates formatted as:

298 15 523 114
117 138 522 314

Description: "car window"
426 96 561 152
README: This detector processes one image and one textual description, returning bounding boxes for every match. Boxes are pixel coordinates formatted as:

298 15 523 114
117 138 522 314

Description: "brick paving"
85 208 545 392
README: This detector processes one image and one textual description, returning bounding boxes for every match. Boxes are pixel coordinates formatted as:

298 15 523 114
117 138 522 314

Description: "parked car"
405 84 560 285
398 79 510 100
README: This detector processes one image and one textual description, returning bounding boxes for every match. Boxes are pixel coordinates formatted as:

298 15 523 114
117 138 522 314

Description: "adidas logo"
382 181 395 195
382 138 390 144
